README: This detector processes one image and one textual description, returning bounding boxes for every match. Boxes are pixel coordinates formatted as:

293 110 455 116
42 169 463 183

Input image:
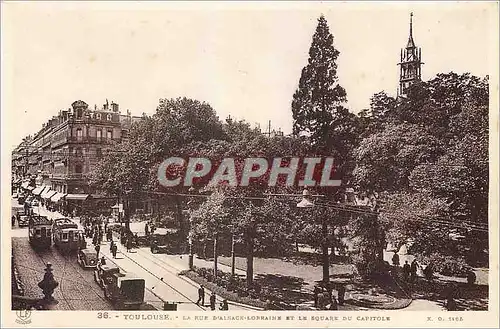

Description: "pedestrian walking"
423 264 434 281
145 223 149 236
313 285 321 308
328 296 338 310
126 236 132 252
410 260 418 282
210 292 216 310
219 299 229 310
446 295 457 311
403 261 411 281
110 240 114 253
392 252 400 266
95 244 101 258
100 256 106 266
111 243 118 259
38 263 59 301
337 285 346 305
196 285 205 306
318 292 329 310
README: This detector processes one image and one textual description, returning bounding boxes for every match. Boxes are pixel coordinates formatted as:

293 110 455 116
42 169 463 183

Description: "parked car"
18 195 26 205
77 249 98 269
94 264 145 309
18 215 30 227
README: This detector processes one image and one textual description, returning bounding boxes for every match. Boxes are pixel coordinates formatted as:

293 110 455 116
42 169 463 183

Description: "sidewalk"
101 234 261 311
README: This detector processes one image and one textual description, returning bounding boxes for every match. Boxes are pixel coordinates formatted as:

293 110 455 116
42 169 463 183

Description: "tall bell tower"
398 13 423 96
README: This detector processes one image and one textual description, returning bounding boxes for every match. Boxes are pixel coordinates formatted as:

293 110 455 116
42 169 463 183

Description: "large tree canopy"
354 72 489 264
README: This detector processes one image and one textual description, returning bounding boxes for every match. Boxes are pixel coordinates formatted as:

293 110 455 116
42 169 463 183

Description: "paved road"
31 204 259 311
12 236 113 310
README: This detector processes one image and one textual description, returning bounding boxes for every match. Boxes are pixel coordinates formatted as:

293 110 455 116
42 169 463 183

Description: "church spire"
398 12 423 97
407 12 415 48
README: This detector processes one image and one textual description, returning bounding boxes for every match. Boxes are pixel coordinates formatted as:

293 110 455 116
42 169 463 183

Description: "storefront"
63 194 89 217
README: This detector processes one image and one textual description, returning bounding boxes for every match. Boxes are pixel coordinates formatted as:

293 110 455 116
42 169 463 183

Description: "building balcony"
67 136 121 144
51 173 86 180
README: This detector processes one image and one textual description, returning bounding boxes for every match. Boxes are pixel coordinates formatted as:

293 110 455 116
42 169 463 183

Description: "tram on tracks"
53 218 84 253
28 215 53 249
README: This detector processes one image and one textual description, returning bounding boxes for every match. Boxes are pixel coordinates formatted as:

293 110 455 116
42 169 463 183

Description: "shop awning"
40 187 52 198
39 186 51 197
43 190 57 200
32 186 44 195
64 194 89 201
21 182 30 189
51 193 66 203
26 186 35 191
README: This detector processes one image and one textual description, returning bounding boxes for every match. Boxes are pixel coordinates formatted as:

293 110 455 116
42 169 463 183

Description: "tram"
28 215 53 249
52 218 81 253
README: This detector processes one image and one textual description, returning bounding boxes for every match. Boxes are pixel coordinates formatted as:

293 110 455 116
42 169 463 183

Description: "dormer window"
96 113 101 120
106 114 112 121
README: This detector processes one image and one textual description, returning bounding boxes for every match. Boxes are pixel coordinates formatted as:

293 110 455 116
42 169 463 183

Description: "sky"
2 1 497 149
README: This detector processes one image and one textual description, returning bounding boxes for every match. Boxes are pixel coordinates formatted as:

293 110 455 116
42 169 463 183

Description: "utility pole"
231 234 236 277
213 233 218 279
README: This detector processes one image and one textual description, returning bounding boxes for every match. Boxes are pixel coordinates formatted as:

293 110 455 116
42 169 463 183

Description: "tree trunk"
246 236 254 288
295 240 299 254
124 197 131 232
213 235 218 280
231 235 236 277
322 218 329 283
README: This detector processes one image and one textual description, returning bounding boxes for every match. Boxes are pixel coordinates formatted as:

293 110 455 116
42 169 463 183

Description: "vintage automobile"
149 228 179 254
94 264 145 309
18 195 26 205
77 248 98 269
18 214 30 227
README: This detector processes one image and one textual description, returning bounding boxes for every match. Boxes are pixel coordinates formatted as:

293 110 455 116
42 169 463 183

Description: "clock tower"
398 13 423 96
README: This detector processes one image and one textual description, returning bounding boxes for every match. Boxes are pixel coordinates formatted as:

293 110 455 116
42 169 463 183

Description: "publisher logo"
15 309 32 325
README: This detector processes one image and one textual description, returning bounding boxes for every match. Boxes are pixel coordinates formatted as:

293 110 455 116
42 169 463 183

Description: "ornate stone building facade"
12 100 141 206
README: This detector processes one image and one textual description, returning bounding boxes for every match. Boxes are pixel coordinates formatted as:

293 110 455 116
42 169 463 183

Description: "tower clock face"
407 50 414 60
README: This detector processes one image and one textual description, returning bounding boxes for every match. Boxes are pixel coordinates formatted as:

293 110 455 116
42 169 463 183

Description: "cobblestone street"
12 236 112 310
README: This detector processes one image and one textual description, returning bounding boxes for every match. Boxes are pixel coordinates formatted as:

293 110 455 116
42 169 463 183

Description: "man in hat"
210 292 216 311
111 242 118 259
38 263 59 301
196 285 205 306
95 243 101 258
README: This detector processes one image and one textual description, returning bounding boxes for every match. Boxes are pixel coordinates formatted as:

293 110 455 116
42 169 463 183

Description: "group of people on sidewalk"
392 252 435 282
391 251 480 311
196 285 229 310
312 284 345 310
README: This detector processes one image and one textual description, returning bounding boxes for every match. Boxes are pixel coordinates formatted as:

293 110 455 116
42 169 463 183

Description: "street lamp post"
297 187 330 284
188 236 194 270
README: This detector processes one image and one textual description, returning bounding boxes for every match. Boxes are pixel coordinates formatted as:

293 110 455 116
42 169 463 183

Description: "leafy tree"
353 123 442 192
291 15 348 150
